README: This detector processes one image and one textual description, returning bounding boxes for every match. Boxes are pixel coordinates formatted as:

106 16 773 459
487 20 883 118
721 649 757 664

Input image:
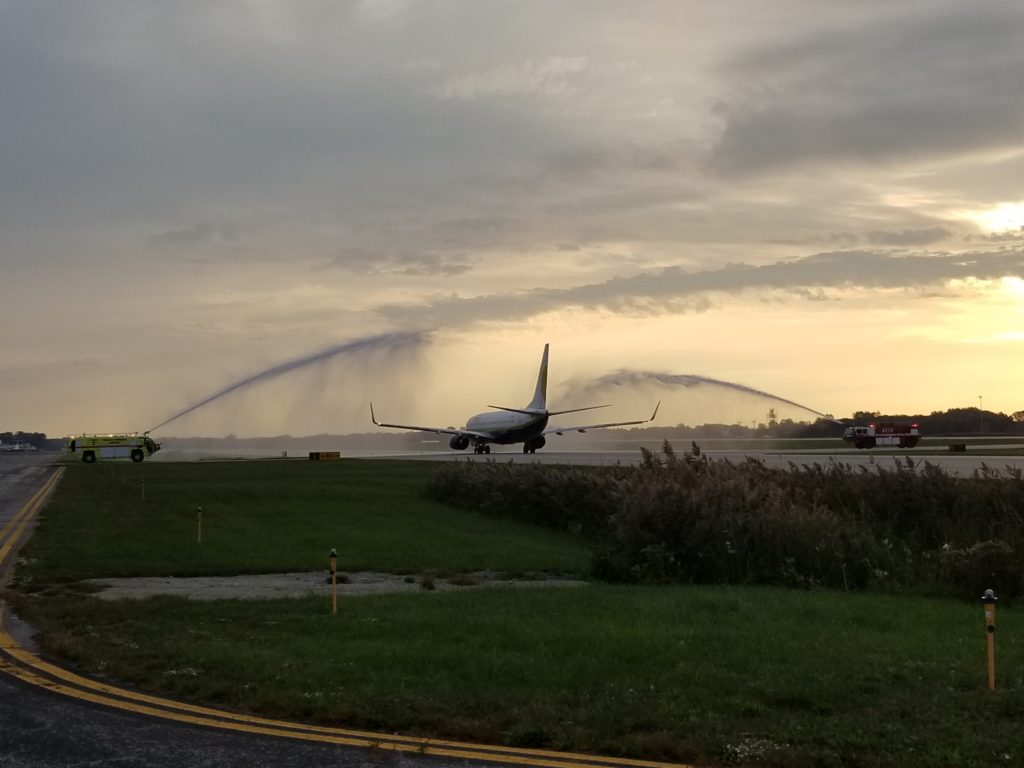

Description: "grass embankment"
9 460 1024 766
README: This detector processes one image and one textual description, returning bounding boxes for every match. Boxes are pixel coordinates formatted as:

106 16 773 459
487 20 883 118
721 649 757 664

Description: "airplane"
0 441 36 452
370 343 659 454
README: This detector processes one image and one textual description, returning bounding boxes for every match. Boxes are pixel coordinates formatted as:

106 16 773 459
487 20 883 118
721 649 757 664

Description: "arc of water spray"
147 331 426 434
577 370 842 424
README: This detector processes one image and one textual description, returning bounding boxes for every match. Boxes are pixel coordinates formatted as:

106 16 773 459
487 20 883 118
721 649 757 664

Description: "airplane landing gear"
473 444 491 454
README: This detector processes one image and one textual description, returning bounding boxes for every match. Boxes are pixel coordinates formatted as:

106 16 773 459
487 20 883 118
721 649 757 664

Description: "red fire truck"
842 422 921 449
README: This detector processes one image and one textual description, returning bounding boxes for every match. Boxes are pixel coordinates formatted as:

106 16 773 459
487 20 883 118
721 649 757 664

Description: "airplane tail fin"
526 343 549 411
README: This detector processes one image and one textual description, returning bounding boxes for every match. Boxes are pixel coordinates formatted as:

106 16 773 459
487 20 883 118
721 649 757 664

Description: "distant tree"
1013 410 1024 423
852 411 881 422
796 418 848 438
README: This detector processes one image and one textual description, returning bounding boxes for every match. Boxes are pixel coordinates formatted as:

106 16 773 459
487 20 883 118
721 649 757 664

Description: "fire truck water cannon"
841 422 921 450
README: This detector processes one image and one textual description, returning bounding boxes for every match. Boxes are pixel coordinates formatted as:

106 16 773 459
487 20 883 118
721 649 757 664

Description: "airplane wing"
542 401 660 436
370 404 492 440
488 404 610 417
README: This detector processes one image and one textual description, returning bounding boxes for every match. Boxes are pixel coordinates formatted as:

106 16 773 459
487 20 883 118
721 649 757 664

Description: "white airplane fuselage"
464 410 549 445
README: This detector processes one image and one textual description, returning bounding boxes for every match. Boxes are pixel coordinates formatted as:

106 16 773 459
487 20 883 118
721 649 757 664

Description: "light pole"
979 395 984 434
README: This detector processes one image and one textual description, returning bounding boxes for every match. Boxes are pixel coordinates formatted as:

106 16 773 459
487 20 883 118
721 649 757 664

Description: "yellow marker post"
982 589 998 690
329 548 338 614
196 506 203 544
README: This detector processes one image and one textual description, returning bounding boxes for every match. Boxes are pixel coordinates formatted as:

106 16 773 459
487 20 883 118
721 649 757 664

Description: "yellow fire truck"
65 434 161 463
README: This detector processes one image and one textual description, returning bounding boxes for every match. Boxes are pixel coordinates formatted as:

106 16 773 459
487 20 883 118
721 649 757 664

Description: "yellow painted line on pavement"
0 631 690 768
0 468 693 768
0 467 64 564
0 466 62 543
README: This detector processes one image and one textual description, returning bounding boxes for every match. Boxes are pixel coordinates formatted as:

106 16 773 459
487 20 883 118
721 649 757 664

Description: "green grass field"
9 460 1024 767
15 460 589 584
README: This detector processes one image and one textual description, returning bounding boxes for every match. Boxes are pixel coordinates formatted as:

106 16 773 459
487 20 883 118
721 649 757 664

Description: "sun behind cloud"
960 202 1024 234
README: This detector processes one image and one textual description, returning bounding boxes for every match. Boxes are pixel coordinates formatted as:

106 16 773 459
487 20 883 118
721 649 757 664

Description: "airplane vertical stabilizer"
527 343 549 411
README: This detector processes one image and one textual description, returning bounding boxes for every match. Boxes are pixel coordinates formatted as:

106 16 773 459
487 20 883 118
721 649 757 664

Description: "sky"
3 0 1024 438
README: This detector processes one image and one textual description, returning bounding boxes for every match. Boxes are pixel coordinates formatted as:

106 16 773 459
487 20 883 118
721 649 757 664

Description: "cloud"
438 57 589 100
150 221 239 248
9 2 1012 281
967 231 1024 244
394 256 472 277
376 247 1024 327
865 227 952 247
321 248 472 277
710 3 1024 175
356 0 416 22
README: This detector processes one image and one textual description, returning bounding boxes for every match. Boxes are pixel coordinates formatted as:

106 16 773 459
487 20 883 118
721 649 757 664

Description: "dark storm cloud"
377 248 1024 326
710 4 1024 176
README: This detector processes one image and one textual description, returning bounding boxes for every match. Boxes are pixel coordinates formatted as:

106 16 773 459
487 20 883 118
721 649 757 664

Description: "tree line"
624 406 1024 441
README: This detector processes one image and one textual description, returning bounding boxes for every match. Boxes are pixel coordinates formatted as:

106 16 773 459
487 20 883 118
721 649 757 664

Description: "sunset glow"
961 202 1024 234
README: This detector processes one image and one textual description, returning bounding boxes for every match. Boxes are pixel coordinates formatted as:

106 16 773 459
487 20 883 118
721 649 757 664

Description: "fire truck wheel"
130 449 144 463
82 451 96 464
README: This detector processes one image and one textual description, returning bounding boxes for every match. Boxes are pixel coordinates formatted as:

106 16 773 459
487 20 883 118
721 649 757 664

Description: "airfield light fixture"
982 589 998 690
329 548 339 614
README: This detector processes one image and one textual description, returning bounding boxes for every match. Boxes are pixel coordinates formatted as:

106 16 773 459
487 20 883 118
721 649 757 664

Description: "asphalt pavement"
0 669 422 768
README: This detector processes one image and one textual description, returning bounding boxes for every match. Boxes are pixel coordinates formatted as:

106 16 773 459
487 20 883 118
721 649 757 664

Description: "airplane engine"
449 435 470 450
531 436 546 450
